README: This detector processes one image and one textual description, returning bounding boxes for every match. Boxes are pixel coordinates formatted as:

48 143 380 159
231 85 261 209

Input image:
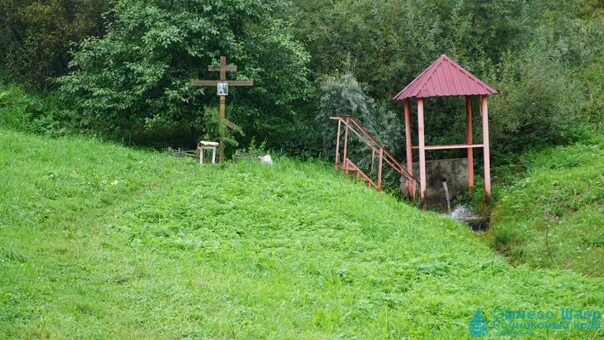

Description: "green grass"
1 128 603 338
487 141 604 277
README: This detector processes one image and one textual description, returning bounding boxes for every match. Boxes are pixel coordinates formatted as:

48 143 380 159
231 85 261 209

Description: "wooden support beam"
404 98 413 176
466 96 474 189
192 80 220 86
370 148 375 176
192 80 253 87
219 56 227 80
417 98 426 202
412 144 484 150
481 95 491 204
219 95 226 162
377 148 384 190
335 119 341 167
221 118 241 131
222 80 254 87
209 65 237 72
343 118 349 174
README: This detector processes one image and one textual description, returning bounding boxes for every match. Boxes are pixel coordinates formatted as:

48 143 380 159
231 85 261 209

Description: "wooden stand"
198 141 219 164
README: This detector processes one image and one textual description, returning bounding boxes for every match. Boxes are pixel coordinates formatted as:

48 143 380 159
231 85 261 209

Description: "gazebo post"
404 98 413 175
392 55 496 207
335 119 342 168
465 96 474 190
481 95 491 203
343 117 349 174
417 98 426 202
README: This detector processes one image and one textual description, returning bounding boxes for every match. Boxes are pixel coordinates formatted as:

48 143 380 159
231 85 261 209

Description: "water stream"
451 204 489 232
442 179 451 214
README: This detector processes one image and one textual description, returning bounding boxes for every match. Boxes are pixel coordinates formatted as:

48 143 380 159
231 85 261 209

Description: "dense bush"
59 0 311 155
489 46 584 155
0 0 602 159
0 0 109 91
294 0 604 160
316 73 374 157
0 83 74 136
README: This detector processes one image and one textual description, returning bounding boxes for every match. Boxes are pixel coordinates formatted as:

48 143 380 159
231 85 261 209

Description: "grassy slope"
488 142 604 276
1 128 603 338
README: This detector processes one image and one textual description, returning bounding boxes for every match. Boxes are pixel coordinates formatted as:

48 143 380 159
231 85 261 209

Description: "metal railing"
330 115 417 200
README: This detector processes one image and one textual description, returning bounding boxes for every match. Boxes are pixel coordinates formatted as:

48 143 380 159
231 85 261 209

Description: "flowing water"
437 180 489 232
451 204 489 232
442 180 451 214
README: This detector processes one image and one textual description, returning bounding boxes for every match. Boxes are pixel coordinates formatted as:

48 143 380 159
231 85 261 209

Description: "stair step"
340 159 376 187
332 116 416 201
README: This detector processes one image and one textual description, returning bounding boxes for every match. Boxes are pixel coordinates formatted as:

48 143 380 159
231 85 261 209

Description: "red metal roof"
393 55 496 100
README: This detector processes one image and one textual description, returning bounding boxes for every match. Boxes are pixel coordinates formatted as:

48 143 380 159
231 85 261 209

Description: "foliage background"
0 0 109 91
0 0 602 159
57 0 311 156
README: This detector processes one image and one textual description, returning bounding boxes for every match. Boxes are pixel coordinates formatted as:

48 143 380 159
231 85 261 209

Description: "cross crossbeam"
191 80 253 87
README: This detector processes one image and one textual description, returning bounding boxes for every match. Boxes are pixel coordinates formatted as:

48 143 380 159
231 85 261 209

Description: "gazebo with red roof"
393 54 496 203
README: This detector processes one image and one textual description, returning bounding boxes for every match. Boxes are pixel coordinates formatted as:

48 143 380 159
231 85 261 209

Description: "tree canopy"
59 0 311 152
0 0 109 91
1 0 602 159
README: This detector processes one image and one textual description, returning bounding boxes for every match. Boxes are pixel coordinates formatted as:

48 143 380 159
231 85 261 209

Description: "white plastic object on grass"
259 154 273 165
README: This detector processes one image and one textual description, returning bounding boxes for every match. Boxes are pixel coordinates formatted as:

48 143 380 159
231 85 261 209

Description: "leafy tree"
295 0 604 160
490 46 584 156
317 72 404 189
59 0 310 153
316 73 374 158
0 0 109 91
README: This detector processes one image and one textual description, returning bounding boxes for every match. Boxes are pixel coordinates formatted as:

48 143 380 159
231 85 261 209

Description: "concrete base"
401 158 469 207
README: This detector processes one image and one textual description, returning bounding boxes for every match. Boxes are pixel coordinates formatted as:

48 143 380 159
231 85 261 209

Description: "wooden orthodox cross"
192 56 253 162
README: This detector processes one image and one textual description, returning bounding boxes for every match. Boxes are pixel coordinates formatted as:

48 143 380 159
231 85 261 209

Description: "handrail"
349 119 409 177
339 116 399 163
331 115 417 200
330 115 416 181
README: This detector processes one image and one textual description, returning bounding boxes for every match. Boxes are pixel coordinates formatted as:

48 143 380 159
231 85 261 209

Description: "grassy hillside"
488 141 604 277
1 128 603 338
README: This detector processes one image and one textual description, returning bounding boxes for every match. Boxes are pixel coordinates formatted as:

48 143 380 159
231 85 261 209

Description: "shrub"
59 0 311 154
0 0 109 91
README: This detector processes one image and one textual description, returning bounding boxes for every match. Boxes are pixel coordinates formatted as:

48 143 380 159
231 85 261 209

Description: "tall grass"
1 128 603 338
487 141 604 276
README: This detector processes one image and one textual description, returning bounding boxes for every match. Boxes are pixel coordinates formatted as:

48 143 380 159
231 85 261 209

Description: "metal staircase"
330 115 417 201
